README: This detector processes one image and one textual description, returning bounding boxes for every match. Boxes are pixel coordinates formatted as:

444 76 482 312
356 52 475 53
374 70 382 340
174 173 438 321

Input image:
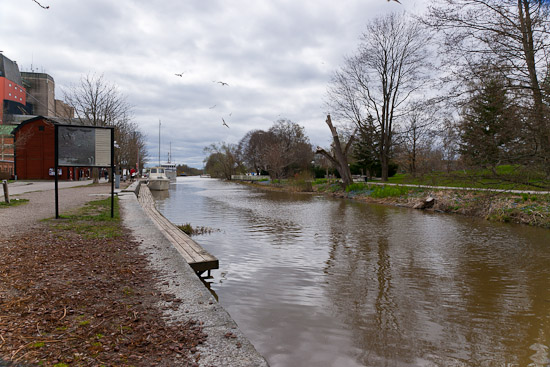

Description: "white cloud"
1 0 427 167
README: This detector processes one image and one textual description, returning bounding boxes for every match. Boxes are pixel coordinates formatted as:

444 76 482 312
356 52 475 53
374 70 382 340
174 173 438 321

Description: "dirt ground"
0 200 207 366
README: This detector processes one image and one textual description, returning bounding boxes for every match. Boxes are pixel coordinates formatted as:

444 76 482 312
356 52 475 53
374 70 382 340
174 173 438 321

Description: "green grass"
345 182 369 192
369 185 413 198
0 198 29 208
387 165 550 191
345 182 415 198
49 197 121 239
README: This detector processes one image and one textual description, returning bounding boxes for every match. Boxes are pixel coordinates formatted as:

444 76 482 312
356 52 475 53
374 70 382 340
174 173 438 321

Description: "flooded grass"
177 223 219 236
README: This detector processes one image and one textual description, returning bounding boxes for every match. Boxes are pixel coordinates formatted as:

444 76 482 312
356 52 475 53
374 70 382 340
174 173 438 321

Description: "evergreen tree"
459 76 519 168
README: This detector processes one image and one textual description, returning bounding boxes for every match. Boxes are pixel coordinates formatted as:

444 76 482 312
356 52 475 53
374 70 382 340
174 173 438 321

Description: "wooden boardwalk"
137 184 219 276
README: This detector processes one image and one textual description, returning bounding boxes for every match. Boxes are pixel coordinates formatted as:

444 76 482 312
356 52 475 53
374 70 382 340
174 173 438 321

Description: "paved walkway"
4 178 111 196
0 181 114 237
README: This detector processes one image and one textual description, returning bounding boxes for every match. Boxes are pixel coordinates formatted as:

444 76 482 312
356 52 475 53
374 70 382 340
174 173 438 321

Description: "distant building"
0 53 74 178
21 72 74 119
0 54 28 124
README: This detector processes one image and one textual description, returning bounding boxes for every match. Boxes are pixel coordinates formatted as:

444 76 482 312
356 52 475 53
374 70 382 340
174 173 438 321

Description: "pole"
54 124 59 219
111 127 115 218
2 180 9 204
158 119 161 167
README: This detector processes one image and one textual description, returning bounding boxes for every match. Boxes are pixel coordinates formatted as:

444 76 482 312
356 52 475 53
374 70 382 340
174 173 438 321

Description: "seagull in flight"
222 118 230 128
214 81 229 86
209 104 217 109
175 72 185 77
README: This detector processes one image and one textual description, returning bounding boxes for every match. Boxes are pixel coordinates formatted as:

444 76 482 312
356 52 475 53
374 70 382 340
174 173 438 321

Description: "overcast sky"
2 0 428 168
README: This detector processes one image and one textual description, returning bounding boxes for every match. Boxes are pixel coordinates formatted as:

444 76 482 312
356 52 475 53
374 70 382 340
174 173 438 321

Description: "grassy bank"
242 175 550 229
387 165 550 191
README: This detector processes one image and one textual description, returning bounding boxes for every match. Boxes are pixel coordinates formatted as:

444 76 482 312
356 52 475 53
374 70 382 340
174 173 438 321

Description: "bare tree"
265 119 313 179
63 74 142 182
238 129 271 174
316 115 356 187
203 142 243 180
328 13 432 181
63 73 131 128
239 120 312 180
394 102 436 177
425 0 550 170
116 123 148 174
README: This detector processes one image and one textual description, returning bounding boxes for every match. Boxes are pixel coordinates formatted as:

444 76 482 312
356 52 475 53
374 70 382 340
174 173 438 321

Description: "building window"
8 93 11 96
38 126 45 131
8 83 12 87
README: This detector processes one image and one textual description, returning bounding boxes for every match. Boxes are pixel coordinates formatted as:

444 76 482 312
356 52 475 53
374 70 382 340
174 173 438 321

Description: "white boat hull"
148 178 170 191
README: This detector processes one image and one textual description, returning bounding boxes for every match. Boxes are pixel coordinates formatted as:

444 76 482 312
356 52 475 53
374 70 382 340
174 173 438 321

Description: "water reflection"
154 177 550 367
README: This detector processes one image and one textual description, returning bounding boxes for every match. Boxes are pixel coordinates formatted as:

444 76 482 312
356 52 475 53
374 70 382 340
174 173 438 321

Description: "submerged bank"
240 180 550 229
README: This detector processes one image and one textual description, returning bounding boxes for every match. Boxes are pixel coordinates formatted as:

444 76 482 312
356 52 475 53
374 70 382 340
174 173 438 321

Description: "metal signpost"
54 124 115 219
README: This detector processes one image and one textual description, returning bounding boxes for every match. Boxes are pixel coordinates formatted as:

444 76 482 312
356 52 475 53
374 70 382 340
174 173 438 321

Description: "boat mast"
158 119 161 167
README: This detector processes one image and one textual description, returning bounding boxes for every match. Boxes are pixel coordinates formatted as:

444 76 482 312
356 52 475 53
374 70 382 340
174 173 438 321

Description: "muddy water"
152 177 550 367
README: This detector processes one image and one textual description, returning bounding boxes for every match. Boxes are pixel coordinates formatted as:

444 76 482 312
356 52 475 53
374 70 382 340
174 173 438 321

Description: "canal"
151 177 550 367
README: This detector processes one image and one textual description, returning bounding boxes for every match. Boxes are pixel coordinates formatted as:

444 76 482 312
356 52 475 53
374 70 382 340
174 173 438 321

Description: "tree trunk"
316 115 355 188
92 167 99 184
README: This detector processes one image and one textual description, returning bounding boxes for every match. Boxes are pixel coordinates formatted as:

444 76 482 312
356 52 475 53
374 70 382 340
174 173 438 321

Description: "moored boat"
147 167 170 191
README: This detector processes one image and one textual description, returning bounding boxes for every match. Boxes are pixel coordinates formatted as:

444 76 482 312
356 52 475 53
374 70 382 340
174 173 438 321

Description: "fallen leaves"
0 225 206 366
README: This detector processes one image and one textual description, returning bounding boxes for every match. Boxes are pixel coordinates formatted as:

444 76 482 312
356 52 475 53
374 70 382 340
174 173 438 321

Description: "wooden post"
2 180 9 204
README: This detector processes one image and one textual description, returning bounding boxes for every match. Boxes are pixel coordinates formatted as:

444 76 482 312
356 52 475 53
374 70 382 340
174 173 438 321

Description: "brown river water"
152 177 550 367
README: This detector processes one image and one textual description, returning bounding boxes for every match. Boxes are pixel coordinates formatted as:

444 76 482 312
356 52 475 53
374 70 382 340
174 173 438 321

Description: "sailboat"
160 142 177 181
147 120 170 191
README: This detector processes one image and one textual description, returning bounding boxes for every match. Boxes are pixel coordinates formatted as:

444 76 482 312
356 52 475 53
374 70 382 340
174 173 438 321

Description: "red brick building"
13 116 88 180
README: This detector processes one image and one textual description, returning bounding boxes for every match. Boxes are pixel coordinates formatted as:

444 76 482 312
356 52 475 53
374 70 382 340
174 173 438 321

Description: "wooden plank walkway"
137 184 218 275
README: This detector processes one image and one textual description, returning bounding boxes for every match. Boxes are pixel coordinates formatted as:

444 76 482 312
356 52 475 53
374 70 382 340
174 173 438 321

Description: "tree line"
205 0 550 187
204 119 313 180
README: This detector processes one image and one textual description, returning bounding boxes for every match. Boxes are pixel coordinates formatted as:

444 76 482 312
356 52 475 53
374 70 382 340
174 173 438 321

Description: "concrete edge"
118 190 269 367
121 180 141 195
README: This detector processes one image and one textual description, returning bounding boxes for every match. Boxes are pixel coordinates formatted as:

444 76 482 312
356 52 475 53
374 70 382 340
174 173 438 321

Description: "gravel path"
0 183 114 237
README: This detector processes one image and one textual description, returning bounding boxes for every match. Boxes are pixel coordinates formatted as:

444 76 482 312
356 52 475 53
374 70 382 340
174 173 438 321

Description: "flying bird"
222 118 230 128
209 104 217 109
214 81 229 86
32 0 49 9
174 72 185 77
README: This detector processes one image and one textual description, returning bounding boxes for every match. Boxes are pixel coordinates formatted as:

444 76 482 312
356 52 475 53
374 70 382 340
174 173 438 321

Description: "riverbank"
240 180 550 229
